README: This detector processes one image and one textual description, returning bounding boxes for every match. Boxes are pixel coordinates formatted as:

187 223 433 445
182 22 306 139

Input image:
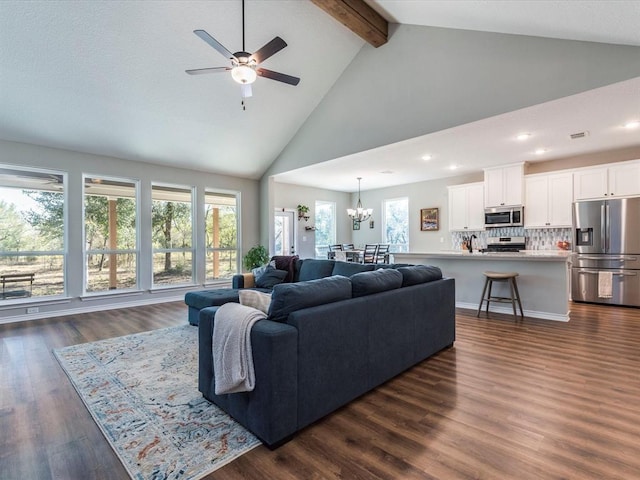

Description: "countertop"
394 250 572 262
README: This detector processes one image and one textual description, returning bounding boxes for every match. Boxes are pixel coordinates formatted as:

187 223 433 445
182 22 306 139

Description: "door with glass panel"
274 210 295 256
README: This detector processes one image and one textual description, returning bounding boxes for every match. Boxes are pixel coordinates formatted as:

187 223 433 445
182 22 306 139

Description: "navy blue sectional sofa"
196 258 456 448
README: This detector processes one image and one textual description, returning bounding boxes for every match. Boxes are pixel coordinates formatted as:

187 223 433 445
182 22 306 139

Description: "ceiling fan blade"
185 67 231 75
250 36 287 64
193 29 237 61
257 68 300 86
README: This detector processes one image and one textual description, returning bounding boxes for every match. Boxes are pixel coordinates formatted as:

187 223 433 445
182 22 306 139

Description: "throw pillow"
239 290 272 314
270 255 299 283
255 265 288 289
252 265 267 278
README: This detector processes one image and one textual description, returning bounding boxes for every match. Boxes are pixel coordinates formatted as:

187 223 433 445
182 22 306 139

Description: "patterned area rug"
54 325 260 480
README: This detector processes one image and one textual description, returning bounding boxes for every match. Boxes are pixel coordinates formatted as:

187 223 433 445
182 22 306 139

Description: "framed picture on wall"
353 219 360 230
420 207 439 231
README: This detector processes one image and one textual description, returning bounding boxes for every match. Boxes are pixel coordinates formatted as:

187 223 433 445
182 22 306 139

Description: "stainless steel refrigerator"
572 197 640 307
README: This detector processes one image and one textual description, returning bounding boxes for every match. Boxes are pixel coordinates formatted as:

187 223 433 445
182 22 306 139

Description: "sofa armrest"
232 273 255 289
198 306 298 448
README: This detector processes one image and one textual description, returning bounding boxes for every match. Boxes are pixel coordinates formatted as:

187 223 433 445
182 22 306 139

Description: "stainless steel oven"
484 206 524 228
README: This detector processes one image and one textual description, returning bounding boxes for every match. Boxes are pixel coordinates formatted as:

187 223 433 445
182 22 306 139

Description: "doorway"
274 210 296 256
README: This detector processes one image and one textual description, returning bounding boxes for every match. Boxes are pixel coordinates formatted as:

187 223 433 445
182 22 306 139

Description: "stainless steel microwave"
484 206 524 228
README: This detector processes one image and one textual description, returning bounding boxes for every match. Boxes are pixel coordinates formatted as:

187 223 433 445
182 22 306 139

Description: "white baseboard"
456 301 570 322
0 295 185 325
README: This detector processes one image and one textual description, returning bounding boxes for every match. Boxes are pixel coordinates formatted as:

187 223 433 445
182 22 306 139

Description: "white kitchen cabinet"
573 161 640 200
525 172 573 228
448 182 485 231
608 162 640 197
484 163 524 207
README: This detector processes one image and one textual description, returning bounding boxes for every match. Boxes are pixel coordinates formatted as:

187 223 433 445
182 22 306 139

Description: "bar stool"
477 271 524 319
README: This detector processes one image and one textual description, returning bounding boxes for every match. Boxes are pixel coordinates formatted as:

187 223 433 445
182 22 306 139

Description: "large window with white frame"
83 175 139 293
314 200 336 258
204 190 239 281
383 197 409 252
151 184 194 286
0 165 66 300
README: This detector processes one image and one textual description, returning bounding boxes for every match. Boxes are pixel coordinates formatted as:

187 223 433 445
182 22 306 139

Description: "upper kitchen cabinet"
448 182 485 231
573 160 640 200
484 163 525 207
525 172 573 228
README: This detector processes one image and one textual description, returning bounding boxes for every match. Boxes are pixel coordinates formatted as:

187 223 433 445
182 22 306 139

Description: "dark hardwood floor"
1 301 639 479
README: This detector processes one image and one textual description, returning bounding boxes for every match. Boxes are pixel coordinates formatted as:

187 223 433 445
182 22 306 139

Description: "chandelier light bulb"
347 177 372 223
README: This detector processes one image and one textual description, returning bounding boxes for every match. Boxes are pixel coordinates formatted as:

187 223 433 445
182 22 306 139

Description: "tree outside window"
383 197 409 252
205 191 239 281
151 184 194 286
0 166 66 299
84 176 138 293
315 201 336 258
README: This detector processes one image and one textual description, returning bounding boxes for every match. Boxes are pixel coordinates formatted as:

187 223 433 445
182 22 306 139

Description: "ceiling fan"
186 0 300 103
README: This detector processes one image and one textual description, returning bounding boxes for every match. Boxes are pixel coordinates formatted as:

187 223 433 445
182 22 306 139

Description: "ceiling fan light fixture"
231 64 257 84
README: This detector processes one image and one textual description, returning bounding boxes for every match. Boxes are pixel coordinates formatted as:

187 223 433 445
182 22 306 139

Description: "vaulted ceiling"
1 1 639 189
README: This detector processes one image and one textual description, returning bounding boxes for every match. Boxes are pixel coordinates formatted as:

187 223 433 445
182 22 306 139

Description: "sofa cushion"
298 259 336 282
185 289 240 309
351 268 403 297
255 266 288 289
397 265 443 286
239 290 272 314
268 275 352 323
332 262 375 277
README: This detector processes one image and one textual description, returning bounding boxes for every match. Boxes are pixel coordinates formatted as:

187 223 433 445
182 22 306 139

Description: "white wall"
273 181 352 259
348 173 481 252
265 24 640 178
0 139 260 323
260 24 640 245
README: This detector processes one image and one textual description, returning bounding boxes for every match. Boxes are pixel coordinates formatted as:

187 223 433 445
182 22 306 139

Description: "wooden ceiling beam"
311 0 388 47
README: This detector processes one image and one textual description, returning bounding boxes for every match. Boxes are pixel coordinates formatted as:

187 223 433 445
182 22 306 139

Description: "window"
383 197 409 252
151 184 194 286
83 176 139 293
205 191 239 281
0 166 66 300
314 201 336 258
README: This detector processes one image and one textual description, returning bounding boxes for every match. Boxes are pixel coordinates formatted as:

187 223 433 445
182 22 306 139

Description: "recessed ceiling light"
421 154 432 161
624 120 640 129
380 170 393 174
516 133 531 141
535 148 547 155
449 165 458 170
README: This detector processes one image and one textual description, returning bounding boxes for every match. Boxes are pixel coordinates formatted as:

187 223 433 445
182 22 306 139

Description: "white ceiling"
1 1 639 190
0 1 364 179
275 76 640 192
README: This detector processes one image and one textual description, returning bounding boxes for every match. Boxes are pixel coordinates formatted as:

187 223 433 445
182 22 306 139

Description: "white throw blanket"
213 303 266 394
598 271 613 298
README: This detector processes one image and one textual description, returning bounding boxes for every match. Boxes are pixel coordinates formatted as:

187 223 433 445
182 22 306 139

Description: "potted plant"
297 204 310 221
243 245 269 271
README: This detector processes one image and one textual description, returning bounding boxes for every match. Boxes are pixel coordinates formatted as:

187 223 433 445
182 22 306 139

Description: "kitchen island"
394 250 572 321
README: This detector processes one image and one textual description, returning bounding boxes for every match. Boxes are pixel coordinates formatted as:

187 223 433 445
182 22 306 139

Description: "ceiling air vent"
569 131 589 140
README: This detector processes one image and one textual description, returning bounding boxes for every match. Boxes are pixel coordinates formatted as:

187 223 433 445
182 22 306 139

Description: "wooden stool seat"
477 271 524 319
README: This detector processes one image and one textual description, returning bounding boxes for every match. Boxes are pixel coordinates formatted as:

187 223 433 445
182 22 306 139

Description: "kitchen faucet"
467 234 477 253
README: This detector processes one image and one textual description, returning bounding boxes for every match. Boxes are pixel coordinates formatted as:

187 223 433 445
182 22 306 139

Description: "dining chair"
362 244 378 264
375 244 390 263
329 244 343 251
342 243 355 251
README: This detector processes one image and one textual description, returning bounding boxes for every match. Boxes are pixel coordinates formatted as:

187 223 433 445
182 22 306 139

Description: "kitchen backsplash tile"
452 227 572 251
